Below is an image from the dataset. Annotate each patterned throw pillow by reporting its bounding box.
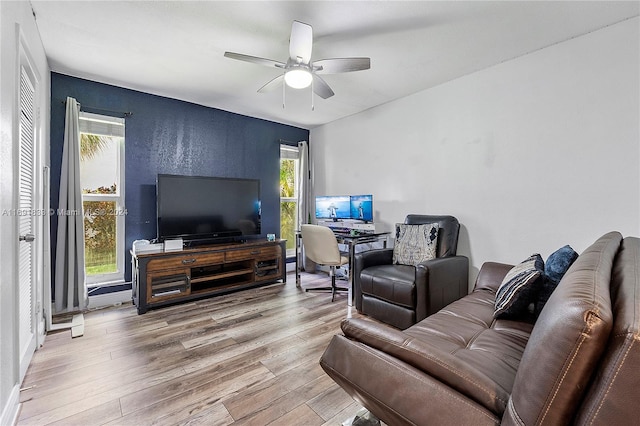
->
[392,223,439,266]
[494,253,544,319]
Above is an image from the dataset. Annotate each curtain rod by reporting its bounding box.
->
[278,138,299,144]
[61,100,132,118]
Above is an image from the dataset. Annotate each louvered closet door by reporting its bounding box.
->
[18,64,37,379]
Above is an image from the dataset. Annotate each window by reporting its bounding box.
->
[78,112,125,285]
[280,145,299,257]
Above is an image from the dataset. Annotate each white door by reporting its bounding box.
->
[17,63,38,380]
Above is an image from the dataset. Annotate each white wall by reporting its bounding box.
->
[310,18,639,284]
[0,1,50,423]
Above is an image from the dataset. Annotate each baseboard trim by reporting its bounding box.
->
[1,384,20,426]
[88,289,132,309]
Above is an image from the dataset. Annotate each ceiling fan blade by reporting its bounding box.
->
[224,52,285,68]
[314,58,371,74]
[312,74,334,99]
[258,74,284,93]
[289,21,313,65]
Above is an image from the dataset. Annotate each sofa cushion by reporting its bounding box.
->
[392,223,438,266]
[342,279,533,415]
[320,333,502,426]
[502,231,622,426]
[494,254,544,319]
[575,237,640,424]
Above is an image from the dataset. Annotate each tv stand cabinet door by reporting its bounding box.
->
[255,257,282,281]
[146,267,191,304]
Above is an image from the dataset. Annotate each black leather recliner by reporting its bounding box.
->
[354,215,469,329]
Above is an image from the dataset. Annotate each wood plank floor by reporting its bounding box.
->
[17,271,371,426]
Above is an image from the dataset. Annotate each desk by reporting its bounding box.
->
[295,230,390,306]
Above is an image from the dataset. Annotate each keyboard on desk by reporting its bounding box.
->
[331,229,373,237]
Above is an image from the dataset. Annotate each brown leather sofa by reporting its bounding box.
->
[320,232,640,425]
[354,215,469,329]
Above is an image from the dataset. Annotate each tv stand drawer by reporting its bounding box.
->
[226,245,280,262]
[147,252,225,272]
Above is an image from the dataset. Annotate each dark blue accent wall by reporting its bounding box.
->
[50,73,309,293]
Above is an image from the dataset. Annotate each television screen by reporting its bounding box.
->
[350,194,373,222]
[315,195,351,220]
[157,174,261,243]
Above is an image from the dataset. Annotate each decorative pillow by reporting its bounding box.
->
[545,245,579,284]
[535,245,579,316]
[392,223,439,266]
[494,254,544,319]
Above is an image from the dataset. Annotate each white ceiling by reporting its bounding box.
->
[31,1,639,129]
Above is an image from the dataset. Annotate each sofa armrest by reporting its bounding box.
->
[415,255,469,320]
[354,248,394,310]
[473,262,514,293]
[339,318,511,414]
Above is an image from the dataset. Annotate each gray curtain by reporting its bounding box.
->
[297,140,310,227]
[297,140,315,270]
[54,97,87,312]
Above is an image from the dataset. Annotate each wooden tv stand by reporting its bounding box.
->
[131,239,286,314]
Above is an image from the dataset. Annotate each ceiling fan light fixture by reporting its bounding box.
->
[284,68,312,89]
[225,20,370,102]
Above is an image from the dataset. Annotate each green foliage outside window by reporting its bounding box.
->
[280,159,296,251]
[81,134,118,275]
[81,134,109,160]
[83,185,117,274]
[83,203,117,274]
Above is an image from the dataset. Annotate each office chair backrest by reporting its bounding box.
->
[301,224,341,266]
[405,215,460,258]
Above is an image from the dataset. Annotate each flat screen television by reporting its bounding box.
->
[350,194,373,222]
[157,174,261,244]
[315,195,351,220]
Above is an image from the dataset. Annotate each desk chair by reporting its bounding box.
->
[300,224,349,302]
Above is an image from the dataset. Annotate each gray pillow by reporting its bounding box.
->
[392,223,439,266]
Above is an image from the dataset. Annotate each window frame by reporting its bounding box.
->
[280,145,300,258]
[79,112,126,286]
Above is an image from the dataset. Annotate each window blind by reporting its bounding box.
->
[280,145,299,160]
[79,111,125,137]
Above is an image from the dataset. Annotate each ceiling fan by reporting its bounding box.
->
[224,20,370,106]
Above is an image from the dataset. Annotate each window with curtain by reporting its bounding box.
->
[78,112,125,285]
[280,145,299,257]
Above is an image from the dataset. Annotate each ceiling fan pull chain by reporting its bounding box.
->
[311,79,315,111]
[282,76,286,109]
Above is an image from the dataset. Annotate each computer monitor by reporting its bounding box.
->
[350,194,373,222]
[315,195,351,221]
